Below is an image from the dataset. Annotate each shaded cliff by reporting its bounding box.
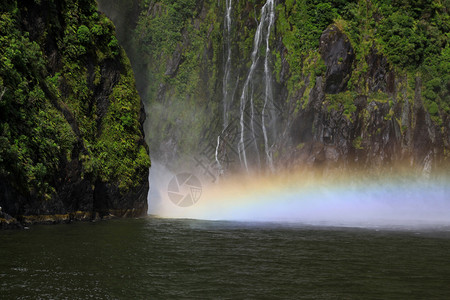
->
[0,0,150,228]
[98,0,449,175]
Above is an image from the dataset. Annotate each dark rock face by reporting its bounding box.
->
[285,22,449,173]
[0,210,22,230]
[291,28,425,170]
[93,180,149,218]
[0,182,24,229]
[366,46,394,94]
[319,25,355,94]
[288,65,445,173]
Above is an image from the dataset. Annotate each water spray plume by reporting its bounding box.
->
[149,165,450,229]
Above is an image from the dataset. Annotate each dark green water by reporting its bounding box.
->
[1,218,450,299]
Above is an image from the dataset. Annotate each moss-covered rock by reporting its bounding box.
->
[0,0,150,226]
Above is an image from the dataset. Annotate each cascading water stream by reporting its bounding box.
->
[262,0,275,172]
[250,86,262,169]
[215,0,233,175]
[223,0,233,128]
[215,0,276,173]
[238,0,275,172]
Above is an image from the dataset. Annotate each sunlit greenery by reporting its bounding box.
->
[0,0,149,200]
[276,0,448,128]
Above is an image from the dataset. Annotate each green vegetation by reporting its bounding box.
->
[0,0,149,200]
[352,136,364,150]
[130,0,223,161]
[98,0,448,165]
[276,0,449,126]
[327,91,357,121]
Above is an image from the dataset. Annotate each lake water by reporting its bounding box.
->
[1,217,450,299]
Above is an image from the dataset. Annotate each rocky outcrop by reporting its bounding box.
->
[0,209,22,230]
[319,25,355,94]
[366,46,395,94]
[0,0,150,228]
[288,27,446,172]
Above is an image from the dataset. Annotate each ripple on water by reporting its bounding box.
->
[0,218,450,298]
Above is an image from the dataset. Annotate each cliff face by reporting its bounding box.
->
[98,1,448,174]
[278,2,449,173]
[0,0,150,228]
[287,25,446,172]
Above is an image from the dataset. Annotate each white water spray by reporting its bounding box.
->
[152,172,450,229]
[147,162,175,214]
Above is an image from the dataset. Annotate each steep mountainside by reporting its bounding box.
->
[98,0,449,177]
[0,0,150,228]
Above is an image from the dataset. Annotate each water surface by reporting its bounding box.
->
[1,218,450,299]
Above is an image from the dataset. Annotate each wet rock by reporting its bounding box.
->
[164,43,183,77]
[0,210,22,230]
[325,146,340,162]
[93,180,149,219]
[366,46,392,94]
[319,25,355,94]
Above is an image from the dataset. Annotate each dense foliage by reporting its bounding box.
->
[0,0,149,200]
[277,0,449,124]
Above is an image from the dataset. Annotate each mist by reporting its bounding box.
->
[148,167,450,229]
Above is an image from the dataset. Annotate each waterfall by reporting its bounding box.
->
[238,0,275,171]
[262,0,275,172]
[223,0,233,128]
[215,0,233,176]
[249,86,262,169]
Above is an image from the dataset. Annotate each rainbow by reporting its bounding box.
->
[149,166,450,228]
